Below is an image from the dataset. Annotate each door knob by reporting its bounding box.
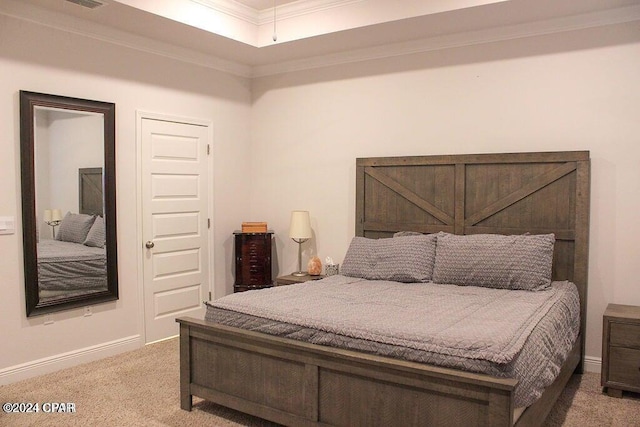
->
[145,241,155,249]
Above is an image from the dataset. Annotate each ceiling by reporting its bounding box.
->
[2,0,639,77]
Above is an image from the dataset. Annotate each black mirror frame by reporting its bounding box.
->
[20,91,118,317]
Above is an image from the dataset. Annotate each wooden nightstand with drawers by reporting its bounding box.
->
[233,231,273,293]
[601,303,640,398]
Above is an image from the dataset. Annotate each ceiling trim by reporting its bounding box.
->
[257,0,365,25]
[2,1,639,79]
[191,0,364,26]
[251,4,640,77]
[0,0,253,77]
[190,0,258,25]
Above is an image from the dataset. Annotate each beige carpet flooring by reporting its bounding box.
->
[1,338,638,426]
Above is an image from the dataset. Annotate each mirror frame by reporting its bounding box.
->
[20,91,118,316]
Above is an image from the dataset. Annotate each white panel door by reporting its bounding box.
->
[141,118,210,343]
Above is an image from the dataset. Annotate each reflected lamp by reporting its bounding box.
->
[44,208,62,238]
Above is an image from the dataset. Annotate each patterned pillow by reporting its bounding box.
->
[432,232,555,291]
[56,212,96,244]
[83,215,106,248]
[341,234,437,283]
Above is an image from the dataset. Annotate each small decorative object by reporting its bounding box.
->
[307,256,322,276]
[325,256,339,276]
[290,211,312,276]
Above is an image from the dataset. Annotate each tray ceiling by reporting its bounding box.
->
[2,0,639,77]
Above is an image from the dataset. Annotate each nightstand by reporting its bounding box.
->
[601,303,640,398]
[233,231,273,292]
[275,274,325,286]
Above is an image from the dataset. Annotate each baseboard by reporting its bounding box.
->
[584,355,602,374]
[0,335,142,385]
[145,333,179,345]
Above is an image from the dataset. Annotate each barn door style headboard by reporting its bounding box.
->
[356,151,590,369]
[79,167,104,216]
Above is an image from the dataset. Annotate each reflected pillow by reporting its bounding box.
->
[55,212,96,244]
[83,215,106,248]
[341,234,437,283]
[432,232,555,291]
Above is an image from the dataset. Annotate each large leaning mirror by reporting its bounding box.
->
[20,91,118,317]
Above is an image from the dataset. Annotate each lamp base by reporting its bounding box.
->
[292,271,308,277]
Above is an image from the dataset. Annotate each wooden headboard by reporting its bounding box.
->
[79,167,103,216]
[356,151,590,370]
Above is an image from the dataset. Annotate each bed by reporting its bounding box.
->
[38,239,107,299]
[37,212,107,301]
[177,151,590,426]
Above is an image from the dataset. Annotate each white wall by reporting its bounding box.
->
[48,113,103,218]
[0,14,252,382]
[36,111,103,237]
[34,116,52,240]
[250,21,640,366]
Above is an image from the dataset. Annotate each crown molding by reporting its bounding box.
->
[0,0,253,77]
[190,0,364,26]
[251,4,640,77]
[190,0,259,25]
[2,0,638,79]
[257,0,365,25]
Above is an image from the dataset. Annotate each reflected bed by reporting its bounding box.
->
[37,239,106,300]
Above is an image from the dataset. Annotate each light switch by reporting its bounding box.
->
[0,216,15,235]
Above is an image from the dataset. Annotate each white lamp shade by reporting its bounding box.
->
[43,209,52,222]
[51,209,63,221]
[289,211,312,239]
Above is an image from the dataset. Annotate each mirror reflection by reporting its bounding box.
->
[20,91,118,316]
[35,106,107,302]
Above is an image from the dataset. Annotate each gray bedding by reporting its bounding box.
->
[206,275,579,407]
[37,239,107,292]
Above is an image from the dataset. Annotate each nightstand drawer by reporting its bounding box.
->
[608,346,640,388]
[610,323,640,348]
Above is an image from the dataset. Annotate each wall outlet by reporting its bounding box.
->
[84,306,92,317]
[0,216,15,235]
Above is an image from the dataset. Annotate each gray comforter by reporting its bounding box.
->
[207,275,579,407]
[37,239,107,291]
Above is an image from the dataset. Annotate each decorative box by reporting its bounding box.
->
[241,222,267,233]
[325,264,339,276]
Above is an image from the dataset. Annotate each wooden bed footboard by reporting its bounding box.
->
[180,316,572,427]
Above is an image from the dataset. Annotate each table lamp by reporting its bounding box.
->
[289,210,312,276]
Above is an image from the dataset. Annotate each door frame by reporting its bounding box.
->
[135,110,214,344]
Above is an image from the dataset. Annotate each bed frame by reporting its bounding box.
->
[177,151,590,426]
